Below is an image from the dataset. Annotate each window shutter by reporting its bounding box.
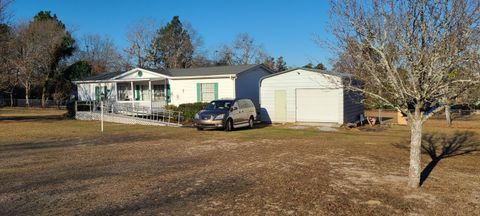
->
[214,83,218,100]
[104,86,108,98]
[95,86,100,102]
[196,83,202,102]
[166,84,171,103]
[135,85,140,101]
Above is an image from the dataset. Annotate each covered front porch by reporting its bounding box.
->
[112,78,170,114]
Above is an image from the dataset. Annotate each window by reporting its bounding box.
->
[204,100,233,110]
[198,83,218,102]
[117,83,131,101]
[153,85,165,101]
[135,84,150,101]
[238,100,248,109]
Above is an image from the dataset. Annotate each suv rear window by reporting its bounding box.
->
[238,99,253,109]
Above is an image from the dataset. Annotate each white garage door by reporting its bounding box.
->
[296,88,341,123]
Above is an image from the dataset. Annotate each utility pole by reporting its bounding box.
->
[100,92,105,132]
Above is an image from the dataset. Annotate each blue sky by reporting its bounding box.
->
[11,0,333,67]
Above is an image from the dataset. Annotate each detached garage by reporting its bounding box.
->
[259,68,364,125]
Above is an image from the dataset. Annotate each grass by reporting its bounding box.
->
[0,107,479,215]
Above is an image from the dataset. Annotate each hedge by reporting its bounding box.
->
[166,102,209,121]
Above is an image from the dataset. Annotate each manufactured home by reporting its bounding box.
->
[74,64,273,112]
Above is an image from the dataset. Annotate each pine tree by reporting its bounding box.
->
[315,63,326,70]
[275,56,287,72]
[148,16,193,69]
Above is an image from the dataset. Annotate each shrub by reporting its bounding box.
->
[164,104,178,111]
[177,102,209,121]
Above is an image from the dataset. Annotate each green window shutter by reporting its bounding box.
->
[166,84,171,103]
[214,83,219,100]
[104,86,108,98]
[135,85,140,101]
[196,83,202,102]
[95,86,100,102]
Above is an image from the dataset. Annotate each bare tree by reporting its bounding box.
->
[233,32,258,64]
[214,44,236,65]
[215,33,268,65]
[0,24,17,106]
[330,0,480,187]
[124,18,157,68]
[78,33,125,74]
[0,0,13,24]
[10,20,66,107]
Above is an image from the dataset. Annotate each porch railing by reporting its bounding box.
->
[75,100,183,126]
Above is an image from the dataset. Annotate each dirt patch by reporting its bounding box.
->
[0,108,479,215]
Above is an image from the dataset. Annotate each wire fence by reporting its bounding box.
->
[364,108,479,125]
[0,98,69,108]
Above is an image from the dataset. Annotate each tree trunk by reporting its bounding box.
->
[9,92,13,107]
[25,83,30,108]
[408,117,423,188]
[41,85,47,108]
[445,104,452,127]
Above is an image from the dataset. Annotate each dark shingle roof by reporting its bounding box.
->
[143,64,265,77]
[80,71,124,81]
[78,64,271,81]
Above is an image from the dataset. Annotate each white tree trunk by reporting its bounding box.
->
[25,83,30,108]
[445,105,452,127]
[408,118,423,188]
[9,92,13,107]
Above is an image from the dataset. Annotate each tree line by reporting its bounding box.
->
[0,4,328,107]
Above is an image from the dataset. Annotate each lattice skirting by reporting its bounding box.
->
[75,112,181,127]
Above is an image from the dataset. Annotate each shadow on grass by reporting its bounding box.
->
[394,131,479,186]
[0,115,65,122]
[420,131,479,185]
[0,134,158,154]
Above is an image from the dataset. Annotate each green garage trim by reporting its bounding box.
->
[214,83,218,100]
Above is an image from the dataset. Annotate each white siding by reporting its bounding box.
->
[116,69,166,80]
[169,77,235,106]
[260,69,344,123]
[235,67,272,110]
[77,83,116,102]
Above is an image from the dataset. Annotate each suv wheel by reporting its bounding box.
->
[225,119,233,132]
[196,127,203,131]
[248,116,254,129]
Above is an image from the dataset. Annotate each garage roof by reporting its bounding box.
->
[260,68,351,81]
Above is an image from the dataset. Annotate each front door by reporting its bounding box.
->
[135,85,141,101]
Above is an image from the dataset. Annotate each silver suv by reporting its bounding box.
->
[194,99,257,131]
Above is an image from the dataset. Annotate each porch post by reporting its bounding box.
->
[130,81,134,110]
[114,82,118,101]
[164,79,167,106]
[149,80,152,113]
